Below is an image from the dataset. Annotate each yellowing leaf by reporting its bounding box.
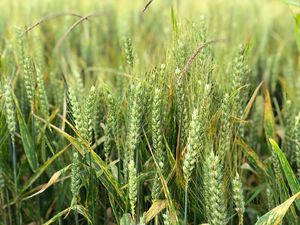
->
[243,81,263,119]
[264,89,276,140]
[23,165,70,200]
[145,200,167,223]
[255,191,300,225]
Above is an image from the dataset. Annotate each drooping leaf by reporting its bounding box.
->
[72,205,93,224]
[19,144,70,197]
[44,205,92,225]
[237,139,268,177]
[43,207,70,225]
[145,200,167,223]
[23,165,70,200]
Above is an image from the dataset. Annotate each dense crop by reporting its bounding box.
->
[0,0,300,224]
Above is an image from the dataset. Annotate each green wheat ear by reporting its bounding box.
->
[36,65,49,117]
[128,159,137,220]
[69,87,89,146]
[69,88,81,126]
[4,83,16,142]
[93,86,106,142]
[232,172,245,225]
[151,87,164,167]
[219,93,232,160]
[124,36,134,69]
[150,88,167,202]
[182,107,200,182]
[71,62,84,98]
[176,67,189,148]
[163,209,171,225]
[84,85,96,143]
[203,150,227,225]
[17,28,35,107]
[151,173,160,200]
[23,57,35,106]
[69,88,82,209]
[198,15,212,74]
[70,148,81,204]
[183,83,211,183]
[125,82,142,179]
[266,185,275,210]
[231,45,249,139]
[104,92,118,162]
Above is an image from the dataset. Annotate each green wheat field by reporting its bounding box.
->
[0,0,300,224]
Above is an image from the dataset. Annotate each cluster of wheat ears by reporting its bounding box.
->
[0,0,300,224]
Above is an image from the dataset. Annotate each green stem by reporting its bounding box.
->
[89,152,95,225]
[6,188,12,225]
[11,141,20,225]
[74,201,79,225]
[135,143,139,224]
[104,190,107,224]
[12,141,17,196]
[155,215,158,225]
[184,182,188,225]
[75,211,78,225]
[32,113,41,224]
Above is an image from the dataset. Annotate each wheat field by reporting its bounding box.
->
[0,0,300,224]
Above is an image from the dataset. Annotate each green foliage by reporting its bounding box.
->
[0,0,299,224]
